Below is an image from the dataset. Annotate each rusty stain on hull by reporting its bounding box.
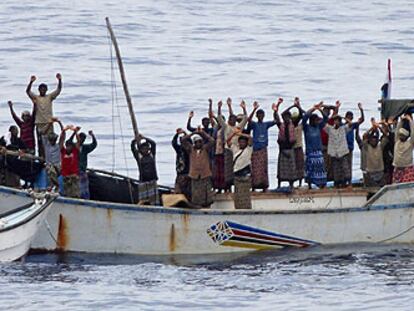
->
[169,224,176,252]
[182,213,190,237]
[106,208,113,224]
[56,214,69,251]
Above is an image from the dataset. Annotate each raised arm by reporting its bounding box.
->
[247,101,259,123]
[8,101,22,126]
[272,98,283,126]
[198,127,215,150]
[74,129,81,150]
[355,124,363,148]
[217,101,226,128]
[145,136,157,156]
[130,138,140,162]
[49,73,62,100]
[26,75,36,101]
[227,97,234,117]
[59,128,67,149]
[357,102,365,125]
[186,111,196,132]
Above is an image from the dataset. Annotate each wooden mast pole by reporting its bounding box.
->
[105,17,139,140]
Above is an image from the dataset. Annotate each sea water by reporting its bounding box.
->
[0,0,414,309]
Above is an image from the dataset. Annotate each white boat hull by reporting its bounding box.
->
[0,194,54,262]
[0,184,413,256]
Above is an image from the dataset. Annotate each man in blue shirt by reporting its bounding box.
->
[247,99,280,191]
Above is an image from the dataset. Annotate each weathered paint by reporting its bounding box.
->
[56,214,69,251]
[181,213,190,237]
[1,184,414,256]
[169,224,176,252]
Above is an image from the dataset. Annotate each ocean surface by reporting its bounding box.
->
[1,0,414,309]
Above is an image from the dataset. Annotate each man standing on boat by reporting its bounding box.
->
[59,125,81,198]
[69,130,97,199]
[303,102,329,189]
[8,100,36,154]
[227,129,253,209]
[217,98,248,191]
[392,115,414,183]
[247,99,279,192]
[26,73,62,157]
[131,134,159,205]
[182,128,215,208]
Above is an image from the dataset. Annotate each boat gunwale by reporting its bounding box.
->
[0,197,55,233]
[1,185,413,216]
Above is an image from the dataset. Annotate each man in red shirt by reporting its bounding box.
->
[8,100,36,154]
[59,125,80,198]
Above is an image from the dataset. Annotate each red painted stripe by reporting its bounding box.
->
[232,229,310,247]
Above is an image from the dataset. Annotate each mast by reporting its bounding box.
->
[105,17,139,140]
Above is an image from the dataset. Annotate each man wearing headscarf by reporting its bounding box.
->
[392,115,414,183]
[182,128,215,207]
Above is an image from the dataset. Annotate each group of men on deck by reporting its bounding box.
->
[0,74,97,199]
[134,97,414,209]
[2,75,414,209]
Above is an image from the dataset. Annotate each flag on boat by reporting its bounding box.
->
[381,59,392,100]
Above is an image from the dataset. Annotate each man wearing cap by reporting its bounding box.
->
[392,115,414,183]
[8,100,36,154]
[182,128,215,208]
[26,73,62,156]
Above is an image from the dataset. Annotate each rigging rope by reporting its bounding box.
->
[107,29,131,177]
[107,28,135,203]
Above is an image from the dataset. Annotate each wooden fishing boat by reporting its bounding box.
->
[0,179,413,256]
[0,192,56,262]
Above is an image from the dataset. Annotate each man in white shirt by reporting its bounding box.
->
[227,129,253,209]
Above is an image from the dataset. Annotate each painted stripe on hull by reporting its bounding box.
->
[231,229,310,248]
[207,221,320,250]
[227,221,318,245]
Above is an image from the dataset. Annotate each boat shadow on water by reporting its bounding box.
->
[25,242,414,268]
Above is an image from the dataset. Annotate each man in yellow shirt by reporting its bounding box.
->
[26,73,62,156]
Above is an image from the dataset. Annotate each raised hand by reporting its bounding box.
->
[314,101,324,109]
[358,102,363,110]
[7,100,12,108]
[240,100,246,109]
[188,111,194,118]
[56,73,62,80]
[277,97,283,105]
[294,97,300,106]
[88,130,94,136]
[30,75,36,82]
[208,98,213,105]
[253,101,259,109]
[226,97,232,106]
[74,126,81,132]
[335,100,341,108]
[218,100,223,108]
